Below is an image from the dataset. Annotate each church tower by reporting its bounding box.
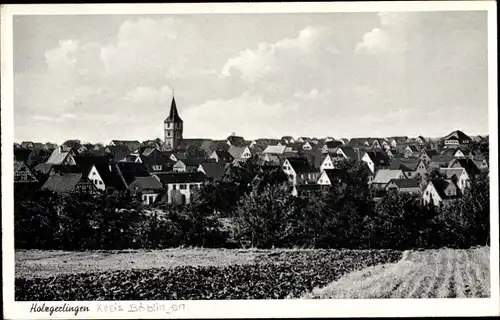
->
[164,93,183,150]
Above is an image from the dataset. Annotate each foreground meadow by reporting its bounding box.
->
[15,249,401,300]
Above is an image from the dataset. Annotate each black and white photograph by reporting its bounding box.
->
[2,2,498,319]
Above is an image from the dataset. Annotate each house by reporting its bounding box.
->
[416,136,427,145]
[226,135,247,147]
[20,141,35,149]
[422,179,460,207]
[209,150,235,164]
[443,130,472,148]
[419,149,439,163]
[319,153,343,172]
[45,147,77,166]
[317,168,348,188]
[388,136,408,148]
[367,138,383,149]
[228,146,252,163]
[173,158,215,173]
[262,145,287,155]
[105,145,131,162]
[404,145,420,158]
[472,155,489,171]
[370,169,406,197]
[110,140,142,151]
[448,158,481,179]
[281,136,295,144]
[14,160,38,183]
[362,150,391,175]
[428,155,455,171]
[301,141,313,150]
[335,146,359,161]
[296,137,311,143]
[321,140,343,153]
[256,153,281,166]
[114,162,162,204]
[154,171,206,205]
[340,138,350,145]
[441,148,467,158]
[385,179,422,195]
[41,173,99,195]
[439,167,471,193]
[14,160,39,199]
[389,158,428,180]
[282,157,317,186]
[14,148,51,168]
[348,138,370,148]
[129,176,164,205]
[198,162,226,180]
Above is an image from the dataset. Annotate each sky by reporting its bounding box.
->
[13,11,489,144]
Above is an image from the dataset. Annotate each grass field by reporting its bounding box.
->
[15,248,274,279]
[302,246,490,299]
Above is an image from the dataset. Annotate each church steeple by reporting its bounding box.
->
[163,91,183,150]
[165,93,183,123]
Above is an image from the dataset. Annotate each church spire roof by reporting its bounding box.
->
[165,94,183,123]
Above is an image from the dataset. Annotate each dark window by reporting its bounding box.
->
[180,184,187,190]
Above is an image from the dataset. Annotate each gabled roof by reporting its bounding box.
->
[262,145,287,154]
[406,145,420,152]
[423,149,439,157]
[41,173,85,193]
[338,146,358,159]
[430,178,459,199]
[130,176,164,191]
[389,136,409,143]
[155,171,206,184]
[389,158,421,171]
[388,178,420,189]
[177,158,215,167]
[286,157,315,174]
[111,140,142,151]
[211,150,234,163]
[325,140,343,148]
[20,141,35,148]
[115,162,151,185]
[372,169,405,184]
[227,135,247,147]
[439,168,466,180]
[14,149,33,164]
[430,155,455,163]
[164,96,183,123]
[228,146,249,159]
[199,162,226,179]
[364,150,391,166]
[448,158,481,176]
[322,168,348,182]
[45,148,72,165]
[444,130,471,142]
[178,139,212,150]
[105,145,131,161]
[62,140,82,150]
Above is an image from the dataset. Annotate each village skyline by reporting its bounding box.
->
[14,11,488,143]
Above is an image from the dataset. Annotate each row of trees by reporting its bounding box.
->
[14,159,490,250]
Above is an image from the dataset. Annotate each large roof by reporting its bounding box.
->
[164,96,183,123]
[388,178,420,189]
[199,162,226,179]
[286,157,316,174]
[444,130,471,142]
[372,169,405,184]
[115,162,150,185]
[263,145,287,154]
[430,178,458,199]
[41,173,84,193]
[439,168,466,180]
[389,158,421,171]
[155,171,206,184]
[45,148,71,165]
